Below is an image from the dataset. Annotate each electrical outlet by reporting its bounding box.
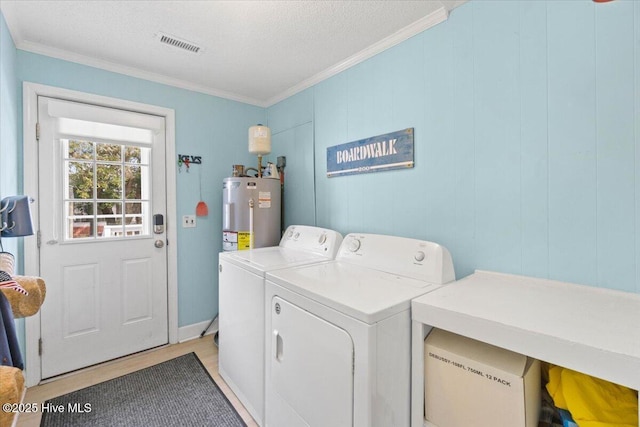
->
[182,215,196,228]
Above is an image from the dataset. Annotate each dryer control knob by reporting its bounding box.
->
[294,232,300,239]
[414,251,426,262]
[318,233,327,245]
[348,239,361,252]
[287,230,294,238]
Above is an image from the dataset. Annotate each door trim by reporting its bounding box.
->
[22,82,178,387]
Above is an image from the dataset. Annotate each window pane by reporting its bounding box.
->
[125,202,146,236]
[68,217,94,239]
[125,146,141,163]
[96,164,122,199]
[67,140,93,160]
[67,201,94,216]
[97,202,123,238]
[97,202,122,224]
[125,202,143,215]
[67,161,94,199]
[97,202,122,217]
[96,143,122,162]
[124,165,143,200]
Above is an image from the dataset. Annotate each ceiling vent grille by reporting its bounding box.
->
[158,33,201,53]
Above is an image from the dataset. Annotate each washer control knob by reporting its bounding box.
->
[294,232,300,239]
[348,238,361,252]
[414,251,426,262]
[287,230,294,238]
[318,233,327,245]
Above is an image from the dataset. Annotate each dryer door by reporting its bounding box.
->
[268,296,354,427]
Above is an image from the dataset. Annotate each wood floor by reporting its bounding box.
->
[16,336,258,427]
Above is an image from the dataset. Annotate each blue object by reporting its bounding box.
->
[1,196,34,238]
[558,409,578,427]
[0,291,23,369]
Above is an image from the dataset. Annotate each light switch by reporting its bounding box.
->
[182,215,196,228]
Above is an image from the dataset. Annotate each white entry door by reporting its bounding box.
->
[37,96,168,378]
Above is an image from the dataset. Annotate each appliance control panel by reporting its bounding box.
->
[337,233,455,284]
[280,225,343,258]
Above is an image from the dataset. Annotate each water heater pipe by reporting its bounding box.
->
[248,198,255,249]
[277,156,286,234]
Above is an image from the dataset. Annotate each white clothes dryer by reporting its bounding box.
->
[264,233,455,427]
[218,225,343,426]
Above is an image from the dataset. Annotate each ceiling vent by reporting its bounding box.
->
[158,32,201,54]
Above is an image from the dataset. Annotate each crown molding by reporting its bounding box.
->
[15,40,267,107]
[264,6,449,107]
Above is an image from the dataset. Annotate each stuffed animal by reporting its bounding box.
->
[0,252,46,427]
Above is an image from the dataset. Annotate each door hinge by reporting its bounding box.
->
[37,230,42,249]
[36,122,40,141]
[38,338,43,356]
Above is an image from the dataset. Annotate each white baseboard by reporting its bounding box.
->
[178,317,218,343]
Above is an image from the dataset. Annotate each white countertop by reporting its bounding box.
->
[412,270,640,390]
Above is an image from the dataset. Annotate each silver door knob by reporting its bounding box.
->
[154,239,165,248]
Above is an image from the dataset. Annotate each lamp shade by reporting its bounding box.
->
[1,196,34,238]
[248,124,271,155]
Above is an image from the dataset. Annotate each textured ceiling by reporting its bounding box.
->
[1,0,467,106]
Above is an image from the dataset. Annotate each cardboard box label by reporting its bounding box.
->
[427,351,517,387]
[424,329,540,427]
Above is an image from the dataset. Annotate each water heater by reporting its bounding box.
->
[222,177,281,251]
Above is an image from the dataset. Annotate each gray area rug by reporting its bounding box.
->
[40,352,246,427]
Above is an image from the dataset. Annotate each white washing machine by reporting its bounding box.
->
[264,233,455,427]
[218,225,343,426]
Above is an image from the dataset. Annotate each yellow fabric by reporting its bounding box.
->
[546,366,638,427]
[546,365,569,410]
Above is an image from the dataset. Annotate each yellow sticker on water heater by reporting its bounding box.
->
[238,232,252,250]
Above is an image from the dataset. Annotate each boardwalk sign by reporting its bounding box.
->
[326,128,414,177]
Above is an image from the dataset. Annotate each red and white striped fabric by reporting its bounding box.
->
[0,270,28,296]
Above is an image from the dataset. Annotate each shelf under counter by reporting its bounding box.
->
[411,270,640,427]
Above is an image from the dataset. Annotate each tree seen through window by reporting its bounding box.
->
[65,139,148,238]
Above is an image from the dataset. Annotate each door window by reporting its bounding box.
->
[63,139,151,240]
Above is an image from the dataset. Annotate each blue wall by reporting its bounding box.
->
[266,88,316,227]
[10,49,265,328]
[2,0,639,340]
[268,0,640,294]
[0,10,26,355]
[1,11,19,251]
